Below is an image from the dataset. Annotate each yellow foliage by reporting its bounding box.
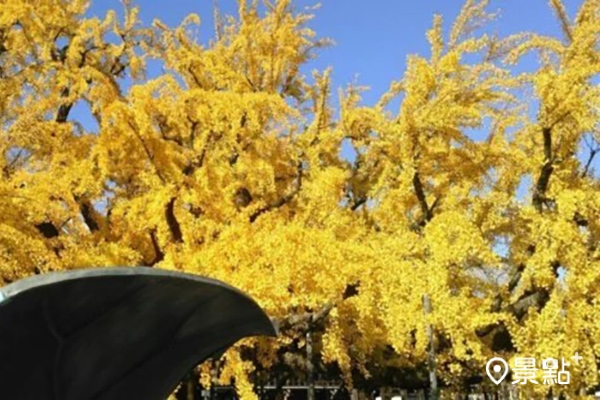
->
[0,0,599,398]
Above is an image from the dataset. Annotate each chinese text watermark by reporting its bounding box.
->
[486,353,583,386]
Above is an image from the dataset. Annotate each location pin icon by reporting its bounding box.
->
[486,357,509,385]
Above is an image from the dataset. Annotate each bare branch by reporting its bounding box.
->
[549,0,573,43]
[212,0,224,41]
[582,149,598,178]
[581,135,599,178]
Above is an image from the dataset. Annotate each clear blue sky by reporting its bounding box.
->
[87,0,583,106]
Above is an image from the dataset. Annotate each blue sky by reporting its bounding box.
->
[87,0,583,106]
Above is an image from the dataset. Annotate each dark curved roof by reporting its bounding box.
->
[0,267,277,400]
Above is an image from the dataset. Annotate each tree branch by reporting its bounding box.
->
[249,161,303,223]
[35,222,60,238]
[78,199,100,232]
[149,229,164,266]
[412,171,432,223]
[165,197,183,243]
[128,120,166,183]
[275,301,335,334]
[56,87,73,123]
[582,148,597,178]
[532,127,554,211]
[350,197,367,211]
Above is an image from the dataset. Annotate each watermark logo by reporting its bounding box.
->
[486,357,509,385]
[486,353,583,386]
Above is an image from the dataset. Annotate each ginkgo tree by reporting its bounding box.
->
[0,0,599,398]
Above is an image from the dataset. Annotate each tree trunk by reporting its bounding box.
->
[307,330,315,400]
[175,367,199,400]
[187,374,195,400]
[210,360,219,400]
[423,295,438,400]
